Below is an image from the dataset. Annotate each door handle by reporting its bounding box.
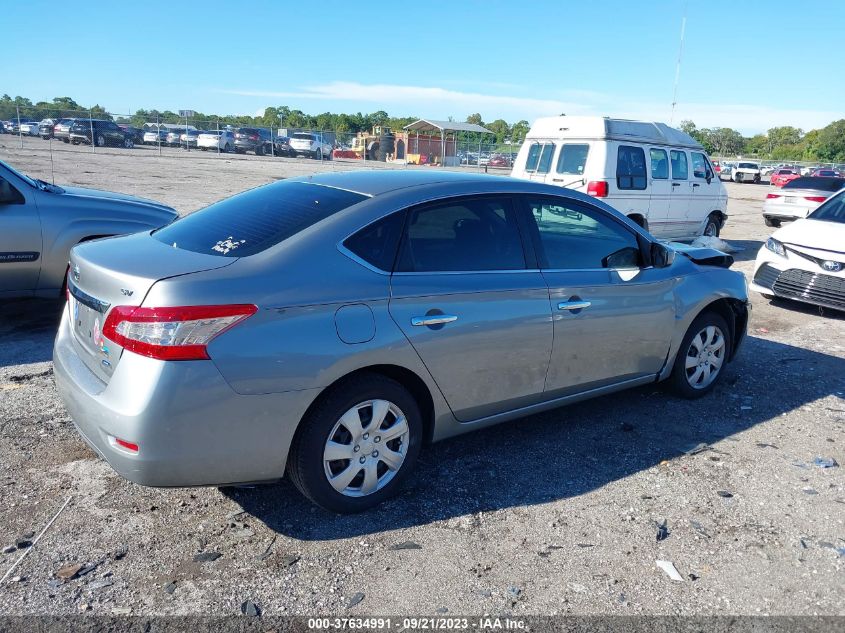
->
[411,315,458,327]
[692,183,700,188]
[557,301,592,311]
[672,182,681,187]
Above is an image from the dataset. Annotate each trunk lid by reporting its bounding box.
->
[67,232,236,383]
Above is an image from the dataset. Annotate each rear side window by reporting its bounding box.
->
[396,197,525,272]
[524,142,555,173]
[556,144,589,175]
[784,177,845,192]
[152,181,367,257]
[616,146,647,190]
[650,149,668,179]
[670,150,688,180]
[343,212,405,272]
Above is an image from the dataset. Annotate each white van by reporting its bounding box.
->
[510,116,728,239]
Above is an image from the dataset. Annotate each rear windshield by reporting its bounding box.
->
[238,128,258,135]
[738,162,759,169]
[783,176,845,192]
[293,133,315,140]
[152,181,368,257]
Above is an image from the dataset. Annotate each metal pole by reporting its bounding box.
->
[16,106,22,149]
[157,114,162,157]
[217,118,220,155]
[185,112,189,151]
[90,110,95,154]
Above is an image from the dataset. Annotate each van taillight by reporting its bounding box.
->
[587,181,608,197]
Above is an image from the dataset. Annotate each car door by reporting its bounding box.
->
[521,195,675,397]
[688,151,716,231]
[666,149,691,238]
[107,122,121,145]
[523,141,556,183]
[646,148,671,237]
[388,195,553,421]
[0,172,42,294]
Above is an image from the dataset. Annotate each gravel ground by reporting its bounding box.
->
[0,137,843,617]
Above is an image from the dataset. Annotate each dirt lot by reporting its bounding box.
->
[0,137,843,617]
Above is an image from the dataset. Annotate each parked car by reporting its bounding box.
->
[118,125,145,145]
[142,125,168,144]
[19,121,40,136]
[0,121,11,133]
[69,119,134,148]
[197,130,234,152]
[39,119,56,139]
[234,128,275,155]
[729,162,761,183]
[0,159,176,299]
[53,119,77,143]
[751,188,845,311]
[273,135,295,157]
[180,129,202,148]
[762,176,845,226]
[289,132,333,159]
[53,170,748,512]
[511,116,728,239]
[770,168,801,187]
[166,128,186,147]
[812,168,843,178]
[488,154,511,168]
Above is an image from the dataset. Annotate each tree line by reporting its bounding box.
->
[3,95,844,161]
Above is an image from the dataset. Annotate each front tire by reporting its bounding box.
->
[703,214,720,237]
[287,373,423,513]
[96,134,106,147]
[764,217,781,228]
[667,311,731,399]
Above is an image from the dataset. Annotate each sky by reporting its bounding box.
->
[3,0,843,135]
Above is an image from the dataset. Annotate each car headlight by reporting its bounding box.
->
[765,237,786,257]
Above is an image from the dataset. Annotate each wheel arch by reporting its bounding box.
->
[693,297,748,362]
[296,364,437,446]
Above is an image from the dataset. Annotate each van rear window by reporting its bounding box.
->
[524,142,555,173]
[152,181,367,257]
[556,144,589,175]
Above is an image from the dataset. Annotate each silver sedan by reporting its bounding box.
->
[54,171,748,512]
[0,160,177,299]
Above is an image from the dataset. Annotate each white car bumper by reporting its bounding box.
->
[751,244,845,311]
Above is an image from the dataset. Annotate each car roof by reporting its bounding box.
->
[288,170,519,197]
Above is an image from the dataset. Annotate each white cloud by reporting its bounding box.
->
[221,81,840,134]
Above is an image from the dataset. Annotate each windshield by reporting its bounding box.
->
[0,159,37,188]
[808,191,845,224]
[738,162,759,169]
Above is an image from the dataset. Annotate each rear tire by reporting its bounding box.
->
[667,311,731,399]
[287,373,423,513]
[96,134,106,147]
[764,217,781,228]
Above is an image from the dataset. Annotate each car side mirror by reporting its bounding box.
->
[651,242,676,268]
[706,174,712,185]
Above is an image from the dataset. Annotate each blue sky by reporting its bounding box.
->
[4,0,843,134]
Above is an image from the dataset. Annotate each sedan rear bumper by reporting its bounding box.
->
[53,305,321,487]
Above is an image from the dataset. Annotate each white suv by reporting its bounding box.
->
[289,132,332,159]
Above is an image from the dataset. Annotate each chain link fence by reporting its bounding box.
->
[0,106,521,175]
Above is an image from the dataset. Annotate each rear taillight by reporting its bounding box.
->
[249,135,259,141]
[766,193,781,199]
[587,181,608,197]
[804,196,826,202]
[102,304,257,361]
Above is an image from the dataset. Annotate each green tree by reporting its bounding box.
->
[466,113,484,126]
[815,120,845,162]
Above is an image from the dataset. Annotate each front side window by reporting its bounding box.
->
[617,145,647,190]
[691,152,712,179]
[0,176,25,205]
[670,150,689,180]
[525,197,642,269]
[650,148,668,179]
[556,144,589,175]
[396,197,525,272]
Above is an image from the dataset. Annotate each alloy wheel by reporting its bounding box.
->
[322,399,409,497]
[684,325,726,389]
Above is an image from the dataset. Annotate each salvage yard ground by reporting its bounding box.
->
[0,137,843,616]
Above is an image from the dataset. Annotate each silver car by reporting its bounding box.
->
[0,160,177,299]
[54,171,748,513]
[763,176,845,227]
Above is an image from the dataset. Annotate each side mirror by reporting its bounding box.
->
[651,242,676,268]
[706,174,712,185]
